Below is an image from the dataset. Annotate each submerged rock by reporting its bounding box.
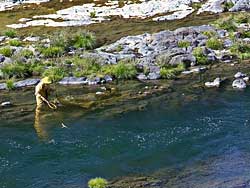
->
[205,77,221,88]
[1,101,12,107]
[232,79,247,89]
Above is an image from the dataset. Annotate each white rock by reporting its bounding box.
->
[234,72,246,79]
[1,101,12,107]
[205,77,221,88]
[232,79,247,89]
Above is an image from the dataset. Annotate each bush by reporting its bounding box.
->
[193,47,209,65]
[88,178,108,188]
[233,13,250,24]
[20,49,34,58]
[202,31,217,38]
[223,0,234,11]
[0,62,31,79]
[102,60,137,79]
[90,11,96,18]
[240,30,250,38]
[42,67,67,82]
[41,46,64,58]
[214,16,237,31]
[49,30,71,49]
[4,30,17,38]
[160,63,185,79]
[70,31,96,49]
[206,38,223,50]
[0,47,12,57]
[6,79,15,90]
[178,40,190,49]
[230,43,250,60]
[72,56,102,77]
[9,39,22,47]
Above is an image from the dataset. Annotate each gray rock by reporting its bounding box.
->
[169,54,195,66]
[148,72,160,80]
[59,77,87,85]
[1,101,12,107]
[87,77,101,85]
[0,36,6,43]
[0,55,5,63]
[230,0,250,11]
[232,79,247,89]
[234,72,246,79]
[23,36,40,42]
[0,83,6,90]
[14,79,40,88]
[224,39,233,48]
[205,77,221,88]
[104,75,113,82]
[137,73,148,80]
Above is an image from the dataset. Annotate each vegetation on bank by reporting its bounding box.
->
[0,12,249,86]
[88,178,108,188]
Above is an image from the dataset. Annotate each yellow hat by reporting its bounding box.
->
[41,77,52,84]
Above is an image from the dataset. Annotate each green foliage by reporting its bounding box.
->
[233,13,250,24]
[177,40,191,49]
[213,16,237,31]
[102,60,137,80]
[6,79,15,90]
[49,30,71,49]
[72,56,102,77]
[0,62,31,79]
[90,11,96,18]
[41,46,64,58]
[9,39,22,47]
[192,2,202,9]
[193,47,209,65]
[202,31,217,38]
[88,178,108,188]
[20,49,34,58]
[155,54,171,68]
[240,30,250,38]
[223,0,234,11]
[42,67,67,82]
[160,64,185,79]
[230,43,250,60]
[4,30,17,38]
[0,47,12,57]
[206,38,223,50]
[71,31,96,49]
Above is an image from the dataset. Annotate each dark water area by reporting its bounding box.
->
[1,87,250,188]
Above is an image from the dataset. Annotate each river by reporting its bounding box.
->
[1,82,250,188]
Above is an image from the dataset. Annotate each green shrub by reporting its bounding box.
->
[90,11,96,18]
[20,49,34,58]
[240,30,250,38]
[230,43,250,60]
[234,13,250,24]
[49,30,71,49]
[0,47,12,57]
[41,46,64,58]
[42,67,67,82]
[213,16,237,31]
[0,62,31,79]
[72,56,102,77]
[4,30,17,38]
[88,178,108,188]
[178,40,191,49]
[6,79,15,90]
[202,31,217,38]
[9,39,22,47]
[71,31,96,49]
[193,47,209,65]
[223,0,234,11]
[160,63,185,79]
[102,60,137,79]
[206,38,223,50]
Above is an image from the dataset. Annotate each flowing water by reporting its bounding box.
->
[1,84,250,188]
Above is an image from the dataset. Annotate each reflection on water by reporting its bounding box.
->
[1,86,250,188]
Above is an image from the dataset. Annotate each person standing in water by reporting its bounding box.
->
[34,77,56,139]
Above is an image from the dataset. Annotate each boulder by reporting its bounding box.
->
[14,79,40,88]
[104,75,113,82]
[169,54,196,66]
[147,72,161,80]
[205,77,221,88]
[234,72,246,79]
[59,77,87,85]
[0,83,6,90]
[87,77,101,85]
[1,101,12,107]
[229,0,250,11]
[232,79,247,89]
[137,73,148,80]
